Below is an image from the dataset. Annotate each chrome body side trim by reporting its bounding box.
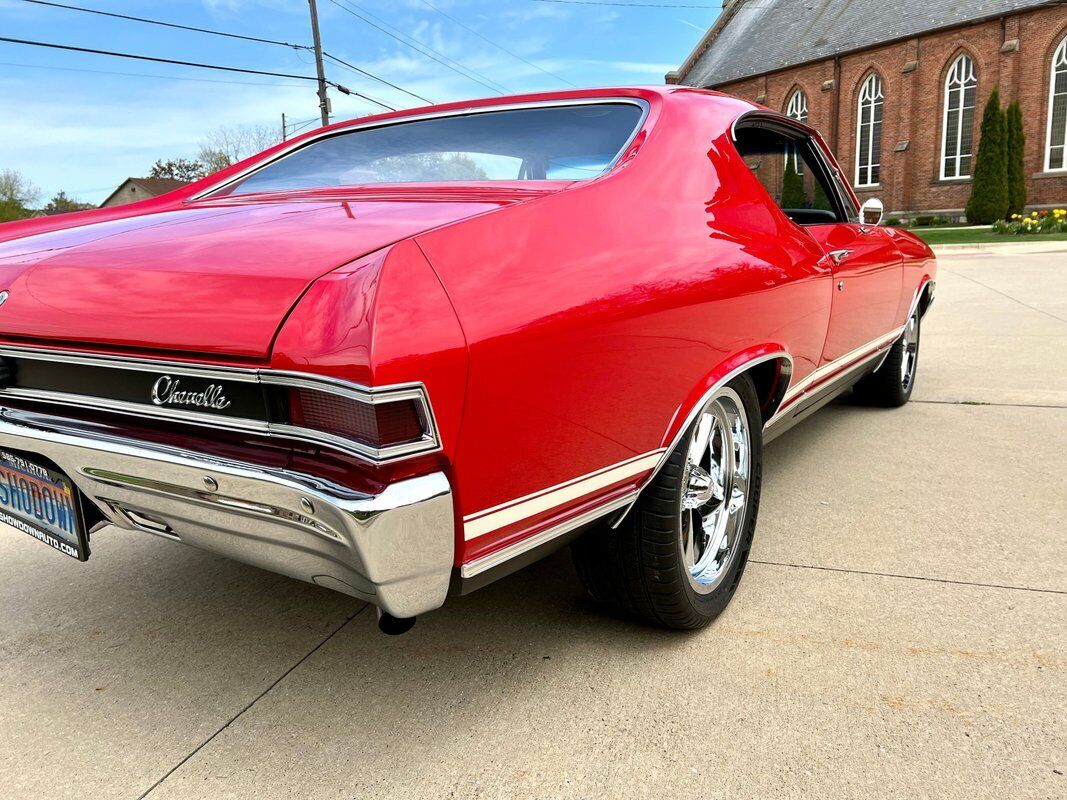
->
[763,347,888,442]
[461,491,637,579]
[779,329,900,406]
[462,451,663,541]
[0,344,440,464]
[0,407,454,617]
[194,97,652,201]
[456,283,937,580]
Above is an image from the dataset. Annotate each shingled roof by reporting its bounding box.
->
[673,0,1058,88]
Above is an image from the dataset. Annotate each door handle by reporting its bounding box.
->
[828,249,851,265]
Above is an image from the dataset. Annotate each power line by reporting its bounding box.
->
[0,36,329,80]
[322,51,434,104]
[18,1,406,114]
[416,0,576,88]
[330,0,508,94]
[16,0,312,50]
[0,60,310,88]
[529,0,719,7]
[327,0,510,95]
[0,36,397,112]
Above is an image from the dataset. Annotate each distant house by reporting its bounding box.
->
[99,177,191,208]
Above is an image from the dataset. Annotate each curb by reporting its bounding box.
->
[930,241,1067,255]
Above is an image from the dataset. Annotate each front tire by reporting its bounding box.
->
[852,309,920,407]
[572,375,763,629]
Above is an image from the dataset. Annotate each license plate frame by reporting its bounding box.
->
[0,448,90,561]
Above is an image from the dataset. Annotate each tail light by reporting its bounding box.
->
[287,388,425,448]
[264,378,438,462]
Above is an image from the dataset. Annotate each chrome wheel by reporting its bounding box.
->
[680,387,750,594]
[900,311,919,391]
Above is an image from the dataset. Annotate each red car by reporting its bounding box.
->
[0,87,934,632]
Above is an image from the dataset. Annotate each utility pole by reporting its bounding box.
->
[281,112,287,142]
[307,0,330,127]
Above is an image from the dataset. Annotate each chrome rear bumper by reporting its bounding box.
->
[0,408,454,618]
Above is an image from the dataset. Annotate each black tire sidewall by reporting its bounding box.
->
[647,374,764,621]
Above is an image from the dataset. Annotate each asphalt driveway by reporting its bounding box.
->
[1,249,1064,799]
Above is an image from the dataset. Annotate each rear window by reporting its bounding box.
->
[214,102,645,196]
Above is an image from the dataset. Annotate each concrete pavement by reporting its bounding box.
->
[0,250,1064,799]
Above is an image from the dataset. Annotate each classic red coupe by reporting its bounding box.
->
[0,87,934,632]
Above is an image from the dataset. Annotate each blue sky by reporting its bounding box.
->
[0,0,720,204]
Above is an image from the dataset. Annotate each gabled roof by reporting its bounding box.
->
[673,0,1057,88]
[99,177,190,207]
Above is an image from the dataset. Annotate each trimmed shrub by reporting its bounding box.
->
[812,177,833,211]
[966,89,1008,224]
[781,159,806,209]
[1005,101,1027,218]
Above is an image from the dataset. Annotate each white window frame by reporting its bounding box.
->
[855,73,884,187]
[786,88,809,123]
[785,89,809,173]
[940,53,977,179]
[1045,37,1067,172]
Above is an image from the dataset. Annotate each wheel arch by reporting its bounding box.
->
[610,347,791,530]
[917,278,936,318]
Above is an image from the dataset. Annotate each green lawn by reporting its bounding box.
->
[910,226,1067,245]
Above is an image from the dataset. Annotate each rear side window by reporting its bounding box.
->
[214,103,645,196]
[734,124,849,225]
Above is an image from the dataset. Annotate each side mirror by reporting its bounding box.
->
[859,197,884,226]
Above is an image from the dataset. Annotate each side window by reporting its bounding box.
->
[734,125,847,225]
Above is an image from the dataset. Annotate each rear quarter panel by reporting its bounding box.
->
[415,90,835,564]
[885,227,938,322]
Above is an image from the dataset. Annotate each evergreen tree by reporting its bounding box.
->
[1005,101,1027,218]
[148,158,206,182]
[812,179,833,211]
[965,88,1008,224]
[781,158,806,209]
[43,191,94,214]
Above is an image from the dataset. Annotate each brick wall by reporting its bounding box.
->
[710,6,1067,218]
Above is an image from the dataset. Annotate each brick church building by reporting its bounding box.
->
[667,0,1067,220]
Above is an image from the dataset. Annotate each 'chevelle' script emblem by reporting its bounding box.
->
[151,375,232,411]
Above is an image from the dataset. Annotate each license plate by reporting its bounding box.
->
[0,449,88,561]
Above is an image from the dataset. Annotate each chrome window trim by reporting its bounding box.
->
[0,344,440,464]
[730,111,858,221]
[192,97,651,201]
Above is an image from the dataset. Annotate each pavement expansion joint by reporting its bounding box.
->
[749,560,1067,596]
[135,603,369,799]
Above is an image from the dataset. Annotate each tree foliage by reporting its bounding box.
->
[1005,101,1027,218]
[781,158,807,209]
[372,153,489,182]
[197,124,279,175]
[43,191,94,215]
[0,169,41,223]
[966,88,1009,224]
[149,158,206,182]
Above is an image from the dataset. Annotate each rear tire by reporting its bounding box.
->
[852,309,920,408]
[572,374,763,629]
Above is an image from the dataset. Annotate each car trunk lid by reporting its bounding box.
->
[0,191,532,360]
